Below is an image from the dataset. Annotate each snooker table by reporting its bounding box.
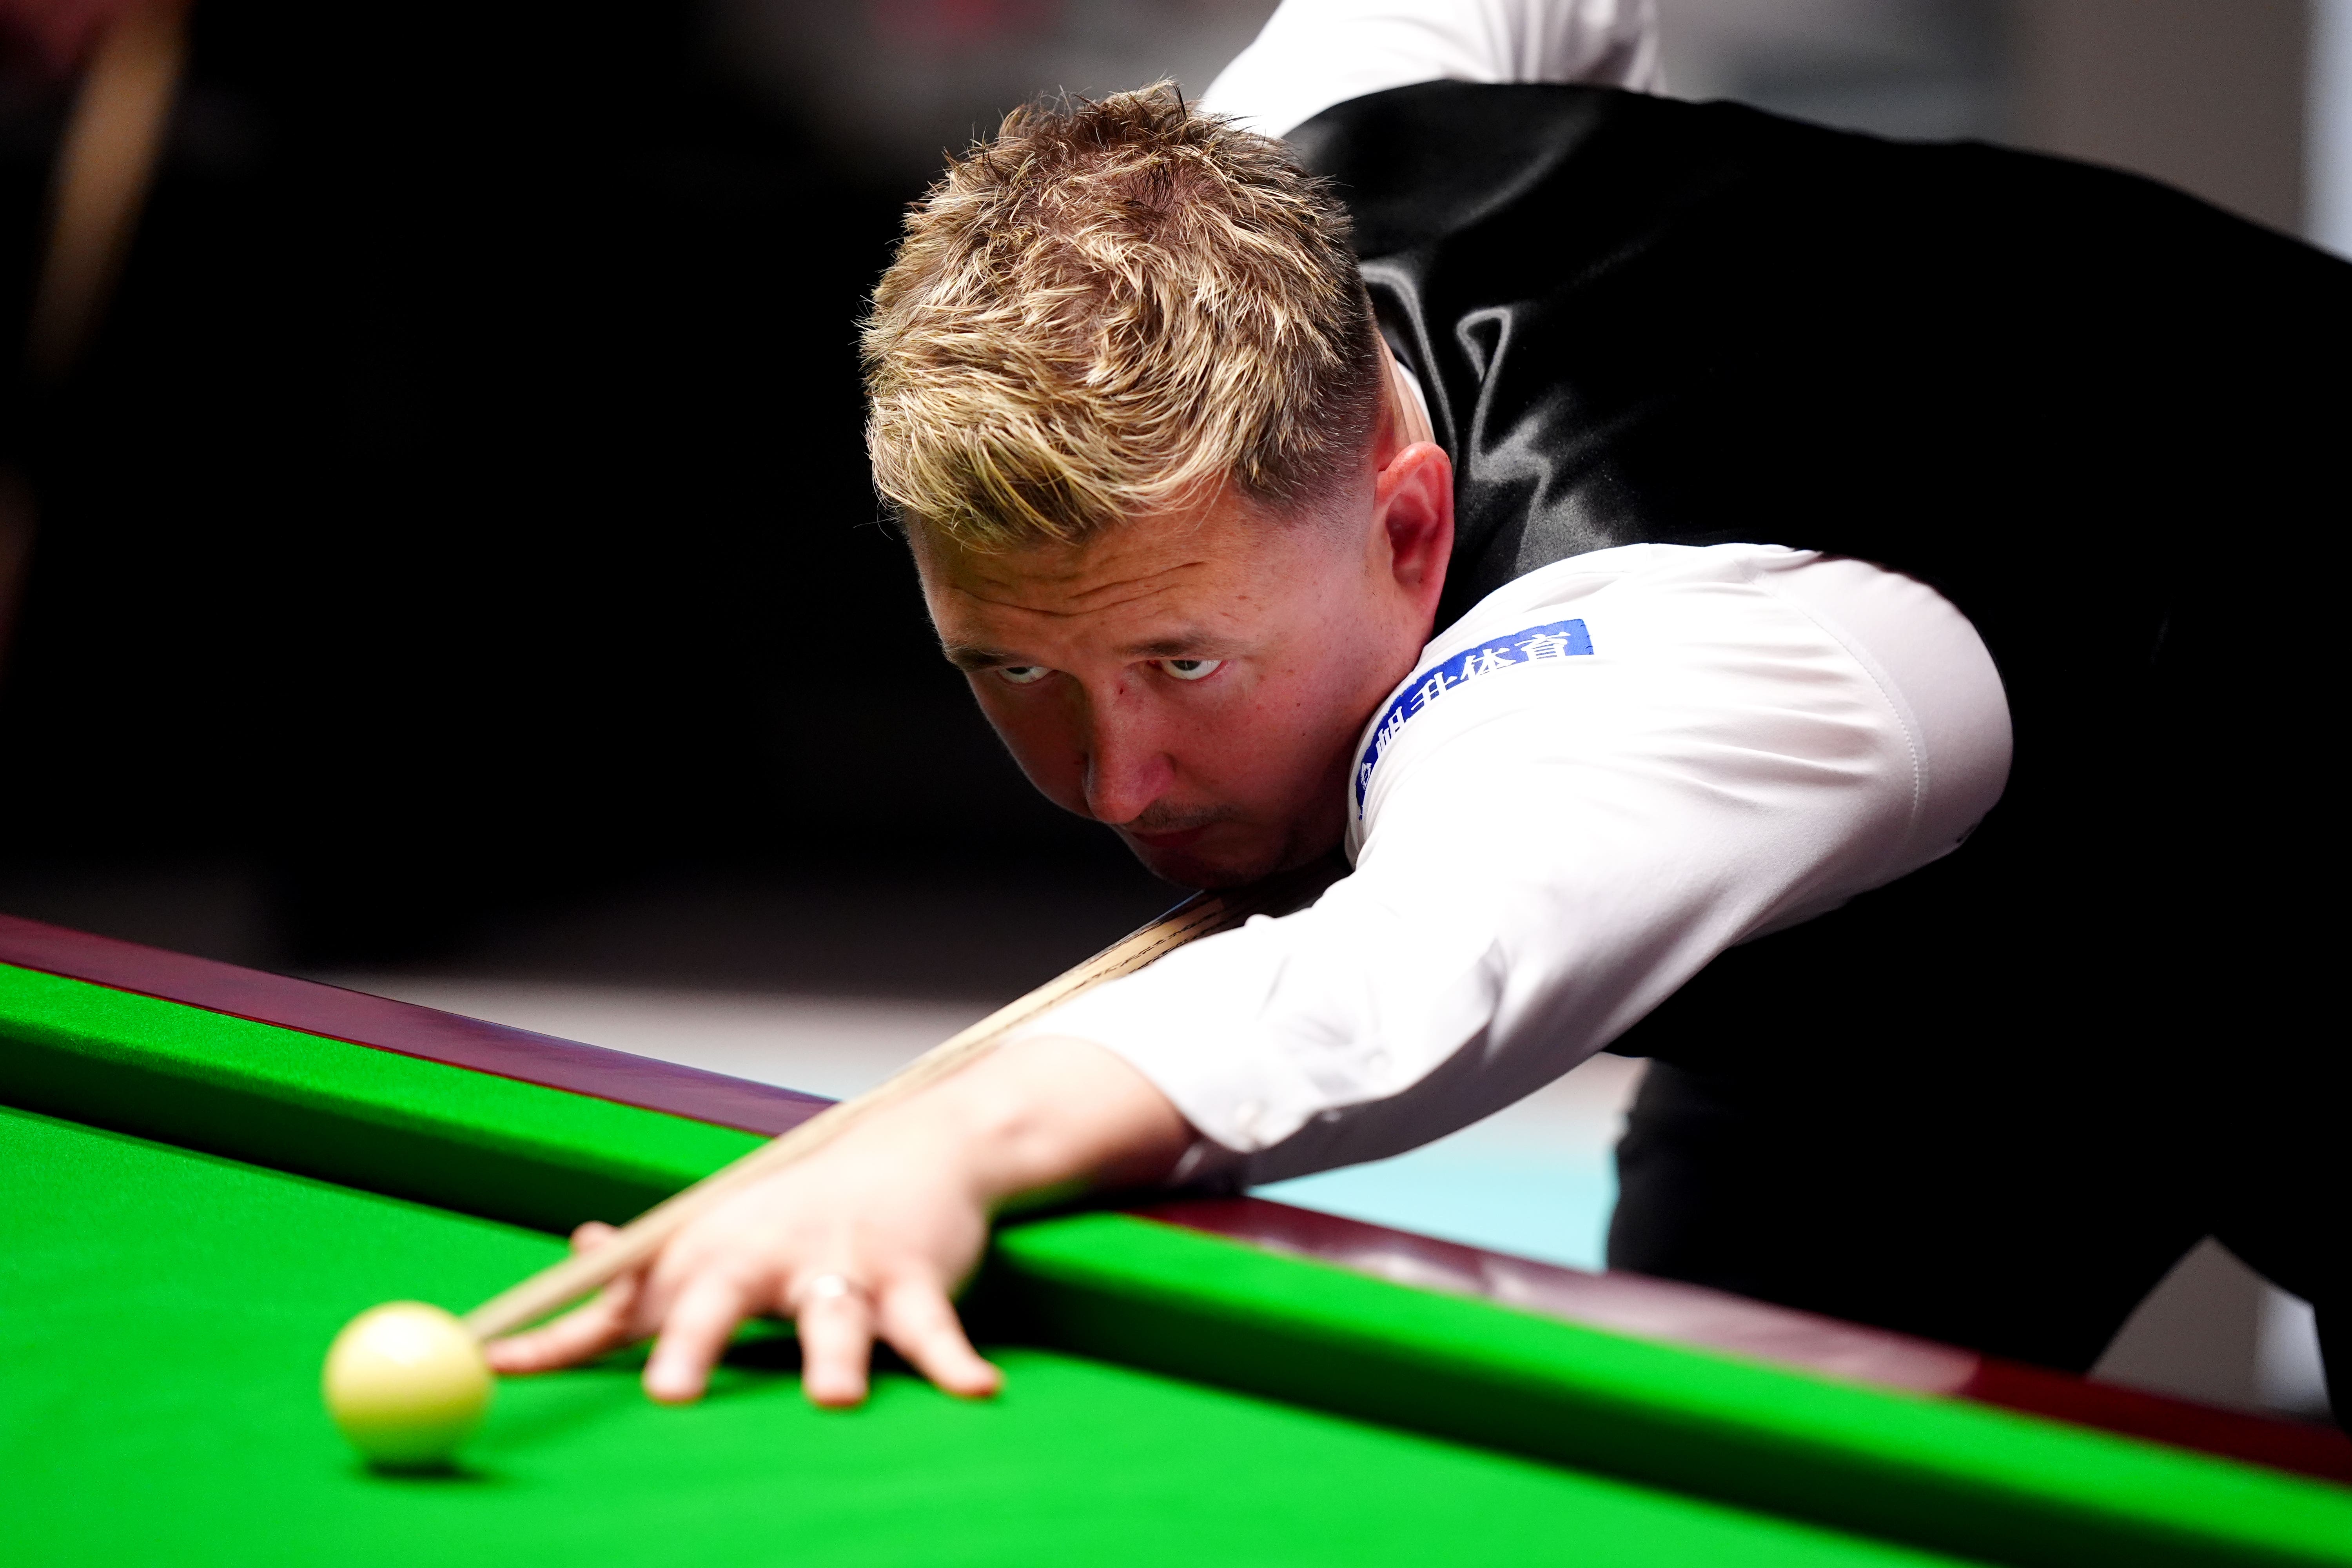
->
[4,911,2349,1568]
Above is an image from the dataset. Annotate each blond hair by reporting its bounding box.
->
[862,83,1385,552]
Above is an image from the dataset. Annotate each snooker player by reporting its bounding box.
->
[492,0,2348,1417]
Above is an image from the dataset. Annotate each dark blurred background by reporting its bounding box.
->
[0,0,2341,976]
[0,0,2343,1417]
[0,0,1246,979]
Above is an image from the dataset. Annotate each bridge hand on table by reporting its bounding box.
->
[482,1036,1192,1408]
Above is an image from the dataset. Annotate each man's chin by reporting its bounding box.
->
[1121,823,1313,890]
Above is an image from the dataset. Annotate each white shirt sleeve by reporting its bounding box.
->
[1201,0,1661,140]
[1011,544,2010,1187]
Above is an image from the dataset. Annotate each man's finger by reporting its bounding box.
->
[483,1218,630,1371]
[793,1274,878,1409]
[485,1269,641,1374]
[877,1280,1001,1400]
[643,1271,752,1405]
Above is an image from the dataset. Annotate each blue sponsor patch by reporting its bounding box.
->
[1354,617,1593,813]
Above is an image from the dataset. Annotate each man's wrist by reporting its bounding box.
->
[919,1035,1192,1210]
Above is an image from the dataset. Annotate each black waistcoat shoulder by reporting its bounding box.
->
[1287,84,2350,673]
[1289,85,2352,1080]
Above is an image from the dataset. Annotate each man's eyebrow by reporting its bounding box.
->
[940,643,1022,671]
[942,631,1229,668]
[1115,630,1225,659]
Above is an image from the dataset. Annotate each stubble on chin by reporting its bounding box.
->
[1124,820,1336,891]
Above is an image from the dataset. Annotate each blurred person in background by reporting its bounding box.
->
[0,0,145,80]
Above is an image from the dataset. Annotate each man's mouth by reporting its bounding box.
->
[1128,824,1213,851]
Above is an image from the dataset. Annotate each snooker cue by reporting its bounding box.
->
[461,855,1344,1342]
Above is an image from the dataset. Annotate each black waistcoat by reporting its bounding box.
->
[1287,85,2352,1078]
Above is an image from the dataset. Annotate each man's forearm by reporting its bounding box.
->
[914,1035,1194,1213]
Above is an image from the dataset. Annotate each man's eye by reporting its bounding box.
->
[1157,658,1223,682]
[995,665,1051,686]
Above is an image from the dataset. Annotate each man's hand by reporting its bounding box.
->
[484,1036,1192,1406]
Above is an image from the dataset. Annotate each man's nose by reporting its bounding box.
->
[1080,697,1174,825]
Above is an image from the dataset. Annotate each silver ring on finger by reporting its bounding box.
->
[797,1272,867,1311]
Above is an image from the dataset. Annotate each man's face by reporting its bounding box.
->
[910,434,1452,887]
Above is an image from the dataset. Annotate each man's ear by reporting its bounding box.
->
[1373,441,1454,616]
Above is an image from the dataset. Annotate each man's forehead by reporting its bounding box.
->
[930,562,1234,666]
[947,552,1206,611]
[916,516,1244,619]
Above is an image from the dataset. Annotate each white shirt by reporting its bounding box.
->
[1015,546,2011,1184]
[1200,0,1662,140]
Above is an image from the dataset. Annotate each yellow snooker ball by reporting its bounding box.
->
[322,1302,494,1467]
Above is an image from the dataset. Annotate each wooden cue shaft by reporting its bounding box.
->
[461,858,1342,1343]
